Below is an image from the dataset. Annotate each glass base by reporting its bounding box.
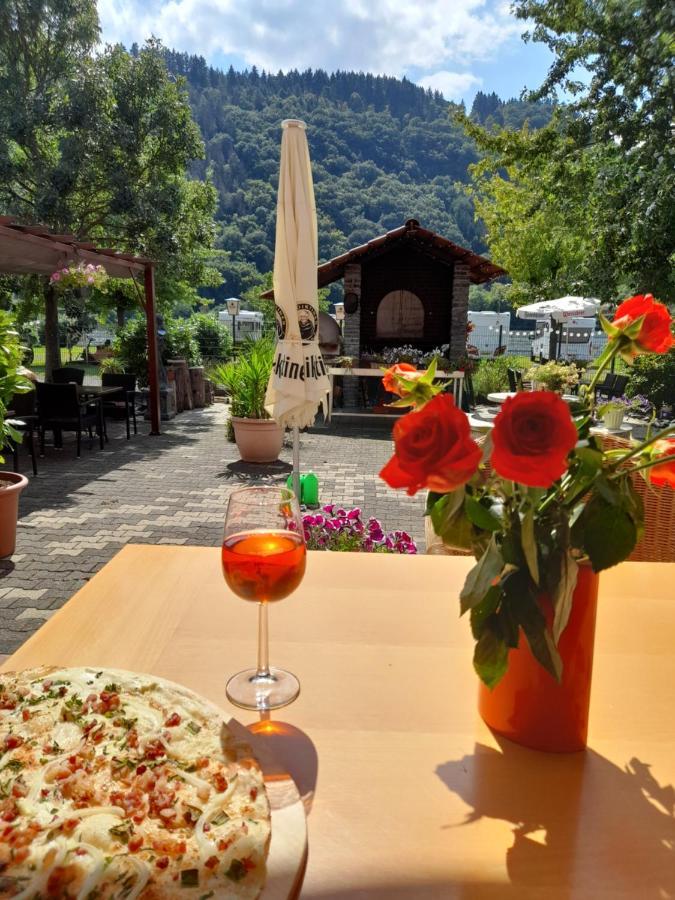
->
[226,667,300,711]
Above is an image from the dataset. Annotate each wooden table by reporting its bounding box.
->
[327,368,464,423]
[3,548,674,899]
[487,391,578,405]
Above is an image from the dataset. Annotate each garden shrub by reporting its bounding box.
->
[190,313,232,362]
[471,355,531,399]
[115,316,202,385]
[625,350,675,412]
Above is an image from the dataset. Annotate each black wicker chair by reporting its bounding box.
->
[37,383,101,457]
[7,390,38,476]
[101,373,138,439]
[52,367,85,385]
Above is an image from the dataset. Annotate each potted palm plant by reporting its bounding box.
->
[0,312,35,558]
[211,336,283,463]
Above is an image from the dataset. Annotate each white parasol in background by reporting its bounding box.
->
[516,296,601,322]
[265,119,330,498]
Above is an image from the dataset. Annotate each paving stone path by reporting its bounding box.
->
[0,404,425,656]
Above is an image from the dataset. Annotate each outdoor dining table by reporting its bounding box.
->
[487,390,578,404]
[326,368,464,423]
[76,384,122,444]
[2,546,674,898]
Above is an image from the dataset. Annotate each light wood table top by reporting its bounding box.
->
[3,547,674,899]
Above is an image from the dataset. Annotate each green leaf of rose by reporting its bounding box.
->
[503,570,562,682]
[520,508,539,585]
[552,550,579,644]
[464,495,502,532]
[460,537,503,614]
[473,622,509,689]
[429,489,473,551]
[573,495,638,572]
[469,585,502,639]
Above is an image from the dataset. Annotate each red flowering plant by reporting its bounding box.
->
[380,295,675,688]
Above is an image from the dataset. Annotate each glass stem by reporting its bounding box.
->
[256,602,271,678]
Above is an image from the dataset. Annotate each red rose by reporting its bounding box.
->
[379,394,481,496]
[491,391,578,488]
[648,438,675,489]
[382,363,423,397]
[613,294,674,354]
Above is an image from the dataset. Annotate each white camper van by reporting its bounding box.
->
[218,309,264,342]
[531,317,597,361]
[467,311,511,356]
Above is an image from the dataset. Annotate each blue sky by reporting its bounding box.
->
[98,0,554,106]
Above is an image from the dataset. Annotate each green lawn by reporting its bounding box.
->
[26,346,100,380]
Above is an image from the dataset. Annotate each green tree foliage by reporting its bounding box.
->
[162,53,552,302]
[114,315,202,385]
[0,3,218,374]
[464,0,675,304]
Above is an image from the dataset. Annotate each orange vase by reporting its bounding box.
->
[478,565,599,752]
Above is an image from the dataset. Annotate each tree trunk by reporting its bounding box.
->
[116,302,126,329]
[44,283,61,381]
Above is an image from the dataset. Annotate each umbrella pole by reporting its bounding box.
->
[292,426,301,503]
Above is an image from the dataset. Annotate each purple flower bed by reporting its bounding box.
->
[302,505,417,554]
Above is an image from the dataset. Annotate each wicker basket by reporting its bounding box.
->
[600,434,675,563]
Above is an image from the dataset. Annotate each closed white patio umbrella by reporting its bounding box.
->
[265,119,330,498]
[516,296,601,322]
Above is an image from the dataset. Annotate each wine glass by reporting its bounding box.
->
[222,486,306,710]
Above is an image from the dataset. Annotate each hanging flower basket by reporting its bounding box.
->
[50,262,109,294]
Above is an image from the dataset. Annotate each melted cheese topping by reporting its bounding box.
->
[0,666,270,899]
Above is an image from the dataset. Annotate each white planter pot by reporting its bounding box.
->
[603,407,625,430]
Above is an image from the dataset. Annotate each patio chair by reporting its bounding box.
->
[52,367,85,385]
[7,390,38,477]
[507,368,518,392]
[594,372,617,401]
[101,373,138,440]
[36,382,101,458]
[607,374,629,398]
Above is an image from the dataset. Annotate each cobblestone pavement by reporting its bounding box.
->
[0,403,425,656]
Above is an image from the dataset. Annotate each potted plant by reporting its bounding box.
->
[379,293,675,752]
[0,312,35,558]
[211,336,283,463]
[525,360,579,393]
[598,396,630,430]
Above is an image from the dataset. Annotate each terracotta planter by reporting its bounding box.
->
[478,565,599,752]
[0,472,29,559]
[232,417,284,463]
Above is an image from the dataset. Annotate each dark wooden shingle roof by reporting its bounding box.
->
[262,219,506,298]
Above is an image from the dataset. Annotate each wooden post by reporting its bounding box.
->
[144,264,161,435]
[44,281,61,382]
[189,366,206,408]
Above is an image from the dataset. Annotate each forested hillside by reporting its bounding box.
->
[157,50,552,302]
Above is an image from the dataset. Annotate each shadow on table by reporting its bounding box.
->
[435,738,675,898]
[247,718,318,815]
[0,560,15,579]
[217,459,293,483]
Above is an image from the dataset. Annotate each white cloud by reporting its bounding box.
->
[417,70,482,101]
[98,0,520,77]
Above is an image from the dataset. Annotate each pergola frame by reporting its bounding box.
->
[0,217,161,435]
